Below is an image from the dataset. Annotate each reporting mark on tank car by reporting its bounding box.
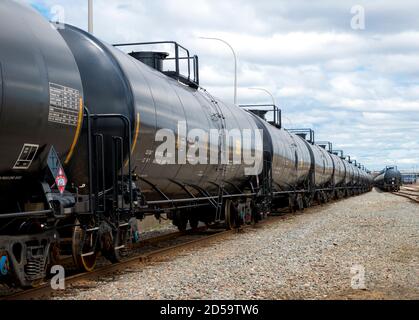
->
[48,83,80,126]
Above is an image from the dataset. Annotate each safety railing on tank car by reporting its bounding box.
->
[113,41,199,88]
[287,128,315,145]
[332,150,345,159]
[239,104,282,129]
[317,141,333,153]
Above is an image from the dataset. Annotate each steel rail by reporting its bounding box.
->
[0,227,226,300]
[2,215,289,300]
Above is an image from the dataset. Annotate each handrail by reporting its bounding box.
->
[113,41,199,86]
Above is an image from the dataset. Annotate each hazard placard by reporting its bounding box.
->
[55,168,67,194]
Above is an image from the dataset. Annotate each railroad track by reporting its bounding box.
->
[391,190,419,203]
[0,201,343,300]
[401,185,419,191]
[1,223,254,300]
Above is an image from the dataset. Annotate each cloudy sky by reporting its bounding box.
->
[24,0,419,171]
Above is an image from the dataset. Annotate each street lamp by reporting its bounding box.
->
[248,87,276,106]
[246,87,295,128]
[247,87,281,127]
[88,0,93,33]
[283,116,294,128]
[199,37,237,105]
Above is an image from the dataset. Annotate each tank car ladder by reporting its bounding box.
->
[84,107,136,256]
[199,88,227,222]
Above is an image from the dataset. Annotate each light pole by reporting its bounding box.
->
[248,87,276,106]
[246,87,294,128]
[199,37,237,105]
[247,87,281,126]
[283,116,294,128]
[88,0,93,33]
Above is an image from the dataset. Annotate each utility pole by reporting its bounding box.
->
[248,87,276,106]
[199,37,237,105]
[88,0,93,33]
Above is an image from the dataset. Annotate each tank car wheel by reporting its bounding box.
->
[250,206,261,225]
[326,191,332,202]
[303,194,313,208]
[334,190,340,200]
[177,221,188,232]
[322,191,328,203]
[322,192,328,203]
[224,200,238,230]
[189,218,199,230]
[296,194,304,211]
[315,192,320,204]
[288,195,297,213]
[102,223,135,263]
[177,216,188,232]
[315,192,324,205]
[72,220,98,272]
[172,210,188,232]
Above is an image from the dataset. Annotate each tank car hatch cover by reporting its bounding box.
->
[13,144,39,170]
[48,83,81,127]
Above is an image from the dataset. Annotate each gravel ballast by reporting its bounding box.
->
[57,189,419,300]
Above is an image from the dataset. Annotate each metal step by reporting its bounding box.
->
[81,251,95,257]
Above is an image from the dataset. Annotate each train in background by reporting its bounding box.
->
[0,1,373,287]
[374,166,402,191]
[402,174,417,185]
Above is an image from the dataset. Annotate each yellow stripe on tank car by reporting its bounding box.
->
[125,112,140,167]
[64,97,84,165]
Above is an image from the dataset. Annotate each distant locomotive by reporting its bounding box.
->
[374,166,402,192]
[0,1,373,287]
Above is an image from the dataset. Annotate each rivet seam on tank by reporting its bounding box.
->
[65,97,84,164]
